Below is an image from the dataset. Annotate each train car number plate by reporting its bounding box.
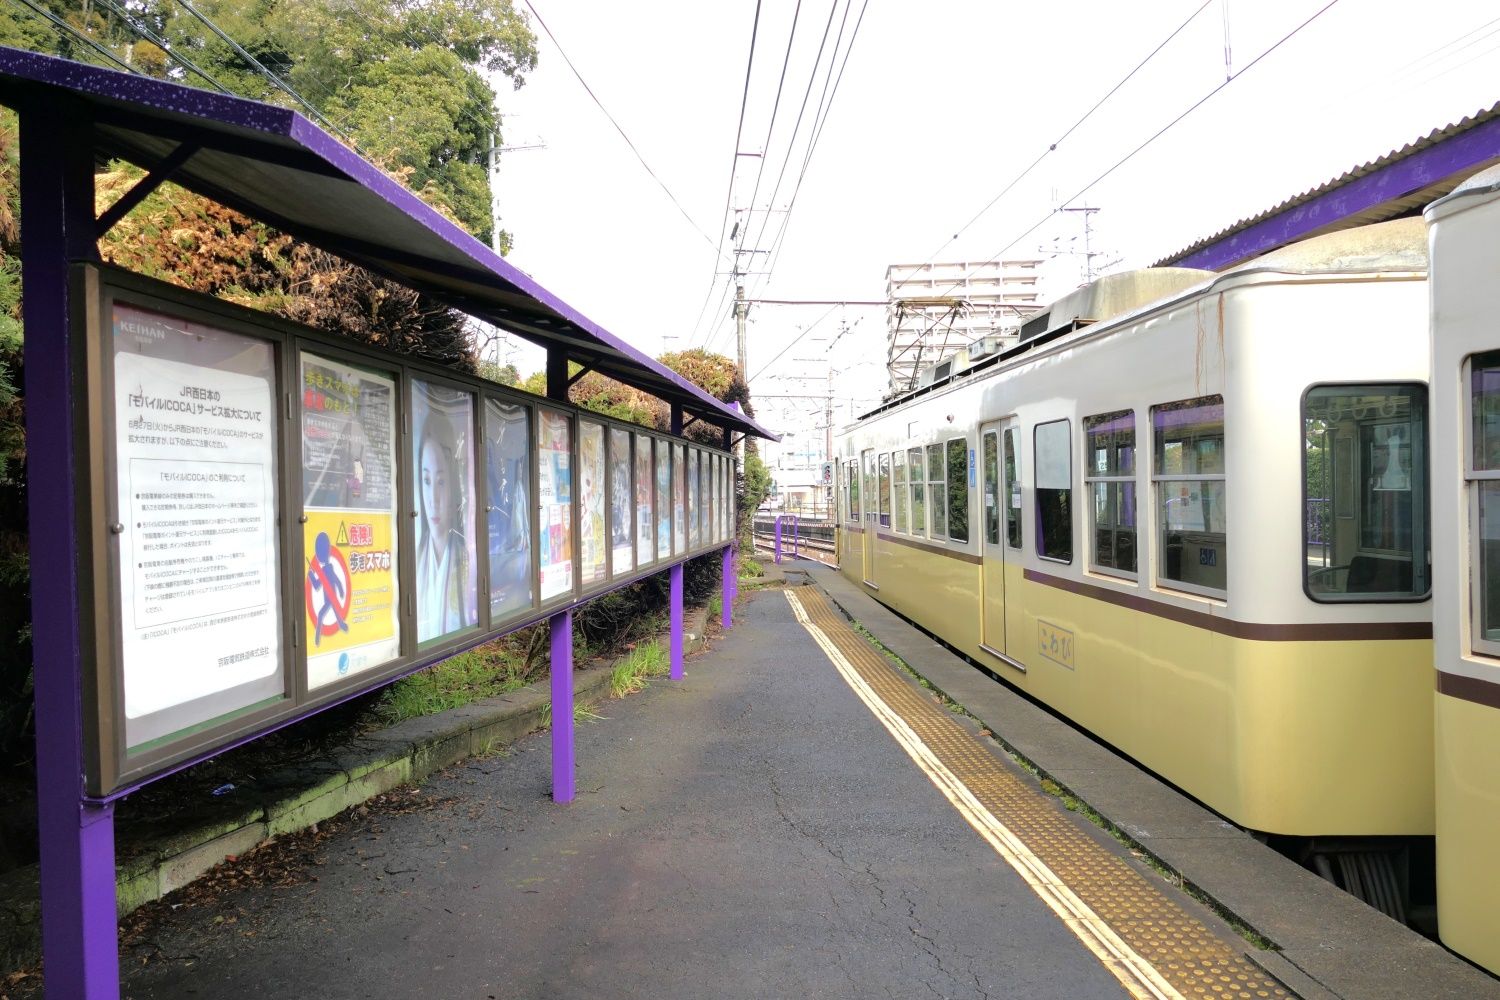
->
[1037,620,1075,670]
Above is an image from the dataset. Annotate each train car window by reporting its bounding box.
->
[946,438,969,542]
[1084,411,1137,576]
[878,452,892,528]
[1152,396,1225,595]
[1034,420,1073,562]
[983,431,1000,546]
[893,450,909,533]
[1004,428,1022,549]
[909,447,927,537]
[1467,354,1500,648]
[862,451,877,518]
[1304,384,1428,602]
[852,461,864,524]
[927,444,948,538]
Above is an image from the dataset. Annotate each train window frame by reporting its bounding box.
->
[908,446,927,538]
[878,451,892,528]
[1083,410,1138,580]
[1464,355,1500,655]
[1004,427,1022,549]
[1151,395,1226,600]
[927,443,948,539]
[893,449,909,534]
[945,437,969,543]
[1301,382,1430,605]
[1034,419,1073,564]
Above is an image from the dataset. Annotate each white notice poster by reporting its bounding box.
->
[113,304,283,749]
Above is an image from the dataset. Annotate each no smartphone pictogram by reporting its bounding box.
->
[305,531,352,645]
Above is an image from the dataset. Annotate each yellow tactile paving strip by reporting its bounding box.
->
[786,586,1291,1000]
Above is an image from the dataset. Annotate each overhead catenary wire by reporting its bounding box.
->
[924,0,1214,263]
[518,0,729,264]
[94,0,231,93]
[173,0,359,148]
[688,0,767,347]
[9,0,139,73]
[735,0,806,262]
[922,0,1344,305]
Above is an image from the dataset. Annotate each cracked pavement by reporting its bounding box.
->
[111,590,1130,999]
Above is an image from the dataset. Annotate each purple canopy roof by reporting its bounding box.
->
[0,46,777,441]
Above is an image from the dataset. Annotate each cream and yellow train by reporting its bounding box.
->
[1426,164,1500,976]
[835,220,1436,893]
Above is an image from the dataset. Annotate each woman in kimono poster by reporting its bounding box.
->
[413,380,478,643]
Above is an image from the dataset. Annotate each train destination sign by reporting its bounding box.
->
[80,267,737,796]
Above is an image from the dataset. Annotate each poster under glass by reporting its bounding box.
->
[656,443,672,559]
[537,409,574,600]
[688,449,701,549]
[673,442,687,552]
[412,380,479,644]
[579,421,607,586]
[486,399,532,622]
[300,351,401,691]
[609,427,634,575]
[635,433,654,566]
[112,303,284,750]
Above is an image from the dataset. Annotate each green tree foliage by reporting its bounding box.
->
[0,0,538,244]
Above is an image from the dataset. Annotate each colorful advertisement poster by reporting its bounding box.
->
[673,443,687,553]
[301,352,400,689]
[486,400,532,621]
[538,410,574,600]
[688,449,700,549]
[579,421,607,586]
[609,427,634,575]
[113,304,283,749]
[656,443,671,560]
[635,433,653,566]
[412,380,478,644]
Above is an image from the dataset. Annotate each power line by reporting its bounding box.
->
[924,0,1213,262]
[748,303,839,382]
[95,0,231,93]
[735,0,805,260]
[517,0,727,262]
[689,0,766,346]
[923,0,1344,305]
[9,0,139,73]
[760,0,869,284]
[174,0,358,147]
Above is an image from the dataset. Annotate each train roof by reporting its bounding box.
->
[857,218,1428,423]
[1425,162,1500,220]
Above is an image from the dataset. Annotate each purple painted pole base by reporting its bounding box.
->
[721,544,734,630]
[669,563,685,681]
[774,515,782,564]
[550,609,574,804]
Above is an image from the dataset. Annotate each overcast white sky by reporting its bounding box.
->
[491,0,1500,439]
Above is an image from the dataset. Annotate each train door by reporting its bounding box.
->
[980,423,1008,658]
[860,448,878,587]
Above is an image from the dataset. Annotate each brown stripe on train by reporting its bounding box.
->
[1437,670,1500,711]
[1021,568,1432,642]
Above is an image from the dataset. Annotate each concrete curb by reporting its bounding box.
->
[0,606,714,973]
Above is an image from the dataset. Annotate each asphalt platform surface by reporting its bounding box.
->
[96,585,1258,1000]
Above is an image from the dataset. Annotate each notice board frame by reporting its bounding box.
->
[74,263,735,798]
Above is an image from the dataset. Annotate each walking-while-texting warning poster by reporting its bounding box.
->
[112,304,284,750]
[300,353,401,689]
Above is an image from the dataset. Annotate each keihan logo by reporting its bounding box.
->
[304,531,352,645]
[338,653,350,676]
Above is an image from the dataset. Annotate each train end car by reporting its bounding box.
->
[1426,163,1500,977]
[836,217,1434,852]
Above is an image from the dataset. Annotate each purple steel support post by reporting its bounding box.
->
[792,515,799,557]
[670,403,683,436]
[669,562,685,680]
[774,515,782,564]
[549,609,575,803]
[23,102,120,999]
[546,347,568,402]
[720,545,733,629]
